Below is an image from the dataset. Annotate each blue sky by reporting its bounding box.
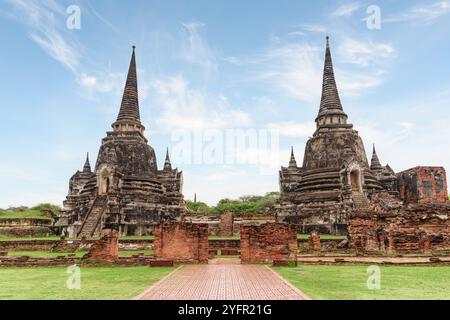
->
[0,0,450,207]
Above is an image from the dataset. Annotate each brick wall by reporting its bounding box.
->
[348,204,450,254]
[84,229,119,262]
[240,223,297,263]
[154,222,208,263]
[397,167,448,204]
[218,212,234,237]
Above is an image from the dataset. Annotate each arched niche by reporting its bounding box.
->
[347,162,363,193]
[97,166,112,196]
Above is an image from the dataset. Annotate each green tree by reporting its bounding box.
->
[186,200,211,214]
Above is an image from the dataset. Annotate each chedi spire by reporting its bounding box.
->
[315,36,348,128]
[112,46,145,133]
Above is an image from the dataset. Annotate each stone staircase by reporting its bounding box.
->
[78,196,107,238]
[352,192,370,211]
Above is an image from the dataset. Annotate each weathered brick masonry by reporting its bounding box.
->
[348,204,450,254]
[154,222,208,263]
[397,167,448,205]
[218,211,234,237]
[84,229,119,262]
[240,223,298,263]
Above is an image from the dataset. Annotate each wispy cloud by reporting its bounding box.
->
[4,0,82,71]
[152,75,251,131]
[385,1,450,24]
[266,121,316,138]
[337,37,396,67]
[180,21,217,74]
[331,2,365,17]
[300,24,328,33]
[256,37,392,101]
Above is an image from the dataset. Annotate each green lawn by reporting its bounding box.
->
[0,210,51,221]
[6,251,85,258]
[0,236,62,241]
[208,235,240,240]
[297,234,347,240]
[5,249,153,258]
[0,266,174,300]
[275,265,450,300]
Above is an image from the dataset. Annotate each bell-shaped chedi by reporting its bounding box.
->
[279,37,386,234]
[56,47,185,238]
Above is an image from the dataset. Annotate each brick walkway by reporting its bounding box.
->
[136,260,309,300]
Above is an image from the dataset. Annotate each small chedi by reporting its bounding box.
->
[278,37,449,238]
[56,47,185,238]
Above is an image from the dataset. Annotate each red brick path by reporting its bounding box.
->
[136,259,309,300]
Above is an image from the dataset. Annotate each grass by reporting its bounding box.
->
[275,265,450,300]
[5,249,154,258]
[297,234,347,240]
[0,236,62,241]
[0,266,174,300]
[6,251,86,258]
[118,249,153,257]
[0,210,51,221]
[208,235,240,240]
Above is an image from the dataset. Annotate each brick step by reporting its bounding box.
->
[352,192,369,210]
[78,196,107,238]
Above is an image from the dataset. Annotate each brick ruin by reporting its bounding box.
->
[397,167,448,205]
[309,230,321,253]
[55,47,185,238]
[218,211,234,237]
[83,229,119,262]
[240,223,298,263]
[348,190,450,254]
[278,37,449,237]
[154,222,209,263]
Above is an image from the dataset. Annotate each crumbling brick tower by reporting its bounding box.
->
[56,47,186,238]
[278,37,396,234]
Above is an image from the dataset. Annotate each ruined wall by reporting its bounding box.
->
[397,167,448,205]
[218,212,234,237]
[348,204,450,254]
[0,218,54,237]
[154,222,208,263]
[240,223,297,263]
[83,229,119,262]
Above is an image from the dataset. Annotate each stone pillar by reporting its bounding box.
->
[309,230,321,253]
[218,211,234,237]
[83,229,119,262]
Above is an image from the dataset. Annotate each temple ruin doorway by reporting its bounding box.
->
[350,169,362,192]
[98,168,111,195]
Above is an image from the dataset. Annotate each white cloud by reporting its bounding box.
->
[5,0,81,71]
[266,121,315,138]
[151,75,251,131]
[0,192,64,208]
[300,24,328,33]
[258,43,323,102]
[385,1,450,24]
[331,2,364,17]
[257,39,391,101]
[338,38,396,67]
[180,21,217,74]
[183,168,278,205]
[76,71,125,95]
